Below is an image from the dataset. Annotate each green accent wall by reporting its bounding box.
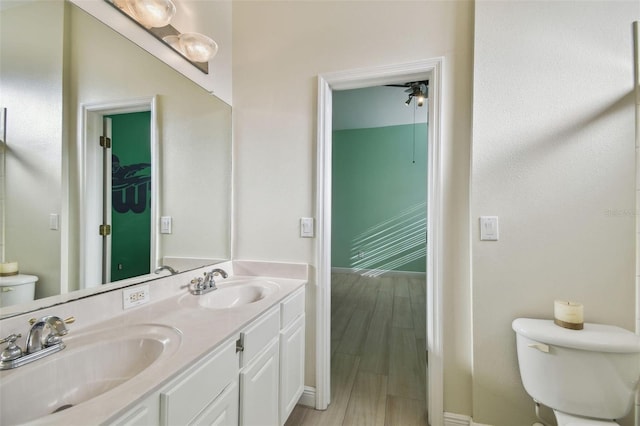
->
[332,123,427,273]
[107,111,151,281]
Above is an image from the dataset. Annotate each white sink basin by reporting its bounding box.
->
[179,279,280,310]
[0,323,181,425]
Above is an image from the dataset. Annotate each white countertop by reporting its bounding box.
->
[0,260,308,426]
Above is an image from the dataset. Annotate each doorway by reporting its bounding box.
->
[315,59,444,426]
[80,97,159,289]
[329,83,428,422]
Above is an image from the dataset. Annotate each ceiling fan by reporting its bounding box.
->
[386,80,429,107]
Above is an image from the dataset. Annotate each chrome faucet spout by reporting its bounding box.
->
[154,265,179,275]
[210,268,228,279]
[26,316,69,354]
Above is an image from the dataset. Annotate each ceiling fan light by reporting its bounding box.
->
[179,32,219,63]
[126,0,176,28]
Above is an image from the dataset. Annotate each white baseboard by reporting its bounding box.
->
[444,412,492,426]
[444,412,471,426]
[331,267,426,278]
[298,386,316,408]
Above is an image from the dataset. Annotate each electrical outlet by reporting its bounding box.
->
[123,284,150,309]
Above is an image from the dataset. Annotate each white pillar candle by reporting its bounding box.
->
[0,261,19,276]
[554,300,584,330]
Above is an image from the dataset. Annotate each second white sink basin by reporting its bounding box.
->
[0,323,181,425]
[180,279,280,310]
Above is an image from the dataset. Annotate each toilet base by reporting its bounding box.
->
[554,410,618,426]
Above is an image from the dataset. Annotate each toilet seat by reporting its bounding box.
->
[554,410,618,426]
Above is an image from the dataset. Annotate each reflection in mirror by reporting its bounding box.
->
[0,0,231,315]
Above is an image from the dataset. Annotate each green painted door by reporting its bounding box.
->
[107,111,151,281]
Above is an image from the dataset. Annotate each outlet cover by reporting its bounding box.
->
[123,284,150,309]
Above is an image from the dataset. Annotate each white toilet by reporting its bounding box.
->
[0,274,38,307]
[512,318,640,425]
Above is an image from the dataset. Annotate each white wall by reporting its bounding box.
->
[0,0,64,299]
[471,1,639,425]
[232,0,474,416]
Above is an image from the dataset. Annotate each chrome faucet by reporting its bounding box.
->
[188,268,228,295]
[154,265,179,275]
[0,315,74,370]
[26,315,70,353]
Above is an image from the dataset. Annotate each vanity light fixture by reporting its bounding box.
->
[114,0,176,28]
[106,0,218,74]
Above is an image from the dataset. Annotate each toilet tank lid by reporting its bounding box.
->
[0,274,38,287]
[512,318,640,354]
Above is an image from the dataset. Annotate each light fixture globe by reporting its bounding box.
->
[162,35,184,54]
[126,0,176,28]
[179,32,218,63]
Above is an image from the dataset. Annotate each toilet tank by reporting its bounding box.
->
[512,318,640,420]
[0,274,37,307]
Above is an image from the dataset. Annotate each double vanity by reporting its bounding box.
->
[0,261,307,426]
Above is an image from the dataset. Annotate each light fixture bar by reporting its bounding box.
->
[105,0,209,74]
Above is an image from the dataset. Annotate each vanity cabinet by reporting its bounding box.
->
[106,286,306,426]
[278,288,305,426]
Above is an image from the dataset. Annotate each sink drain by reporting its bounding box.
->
[52,404,73,414]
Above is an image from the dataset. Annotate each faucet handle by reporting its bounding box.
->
[0,333,21,345]
[0,333,23,362]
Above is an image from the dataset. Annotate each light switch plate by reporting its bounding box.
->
[480,216,499,241]
[160,216,172,234]
[49,213,59,230]
[300,217,314,238]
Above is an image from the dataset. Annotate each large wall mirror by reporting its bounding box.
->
[0,0,231,315]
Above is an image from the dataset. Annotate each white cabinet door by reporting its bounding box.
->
[279,314,305,425]
[239,339,279,426]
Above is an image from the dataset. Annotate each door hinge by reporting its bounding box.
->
[236,337,244,353]
[99,136,111,148]
[99,224,111,236]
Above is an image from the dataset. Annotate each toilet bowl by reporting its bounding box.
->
[512,318,640,426]
[0,274,38,307]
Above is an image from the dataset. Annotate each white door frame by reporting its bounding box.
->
[79,96,159,288]
[316,58,444,425]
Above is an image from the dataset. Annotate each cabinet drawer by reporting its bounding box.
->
[191,380,238,425]
[280,287,304,329]
[160,338,237,425]
[241,306,279,367]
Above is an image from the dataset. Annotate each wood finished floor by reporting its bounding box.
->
[285,273,428,426]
